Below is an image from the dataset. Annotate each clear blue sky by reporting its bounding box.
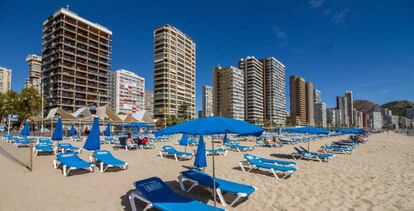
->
[1,0,413,111]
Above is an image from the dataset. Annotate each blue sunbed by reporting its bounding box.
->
[292,147,335,162]
[14,138,31,148]
[128,177,224,211]
[321,145,353,154]
[256,140,282,148]
[38,138,52,145]
[178,169,256,207]
[53,152,94,176]
[58,143,81,153]
[243,154,296,166]
[206,149,227,156]
[240,154,297,179]
[224,143,254,152]
[160,145,193,161]
[93,150,128,172]
[34,143,54,155]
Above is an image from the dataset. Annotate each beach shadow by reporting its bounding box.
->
[270,153,296,160]
[0,145,30,171]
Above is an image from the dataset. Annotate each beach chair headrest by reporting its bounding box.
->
[59,153,76,158]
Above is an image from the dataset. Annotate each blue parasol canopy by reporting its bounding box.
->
[83,117,100,151]
[179,133,189,146]
[336,128,365,134]
[68,124,77,136]
[194,136,207,168]
[284,126,329,134]
[104,122,111,137]
[158,117,264,136]
[51,117,63,141]
[20,122,30,136]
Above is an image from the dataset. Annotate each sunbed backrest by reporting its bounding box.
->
[119,136,127,146]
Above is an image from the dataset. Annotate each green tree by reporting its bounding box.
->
[18,87,42,121]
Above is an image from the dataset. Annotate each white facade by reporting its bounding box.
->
[202,85,213,117]
[314,89,321,103]
[0,66,12,93]
[314,102,327,128]
[370,111,383,130]
[110,69,145,114]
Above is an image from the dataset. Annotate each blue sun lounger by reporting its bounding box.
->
[129,177,224,211]
[224,143,254,152]
[292,147,335,162]
[53,152,94,176]
[242,154,296,166]
[321,145,353,154]
[14,138,31,148]
[160,145,193,161]
[178,169,256,207]
[206,149,227,156]
[256,140,282,148]
[103,137,117,144]
[34,143,55,155]
[38,138,52,145]
[58,143,82,153]
[239,154,297,179]
[92,150,128,172]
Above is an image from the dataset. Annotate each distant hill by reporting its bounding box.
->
[382,100,414,116]
[353,100,414,117]
[354,100,376,112]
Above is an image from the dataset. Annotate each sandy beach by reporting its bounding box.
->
[0,132,414,210]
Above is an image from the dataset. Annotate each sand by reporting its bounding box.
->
[0,132,414,211]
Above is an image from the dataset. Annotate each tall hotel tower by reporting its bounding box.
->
[153,25,196,119]
[238,56,264,124]
[25,54,42,92]
[41,8,112,112]
[213,66,245,120]
[290,75,314,126]
[260,57,286,127]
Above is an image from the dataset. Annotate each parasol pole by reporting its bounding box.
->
[212,134,217,207]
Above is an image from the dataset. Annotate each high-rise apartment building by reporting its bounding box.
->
[345,91,354,126]
[202,85,213,117]
[326,108,336,127]
[144,90,154,118]
[25,54,42,92]
[239,57,264,124]
[42,8,112,112]
[306,82,314,126]
[0,66,12,94]
[336,96,349,127]
[153,25,196,119]
[314,89,321,103]
[289,75,314,126]
[314,102,326,128]
[213,66,245,120]
[110,69,145,114]
[260,57,286,127]
[290,76,306,125]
